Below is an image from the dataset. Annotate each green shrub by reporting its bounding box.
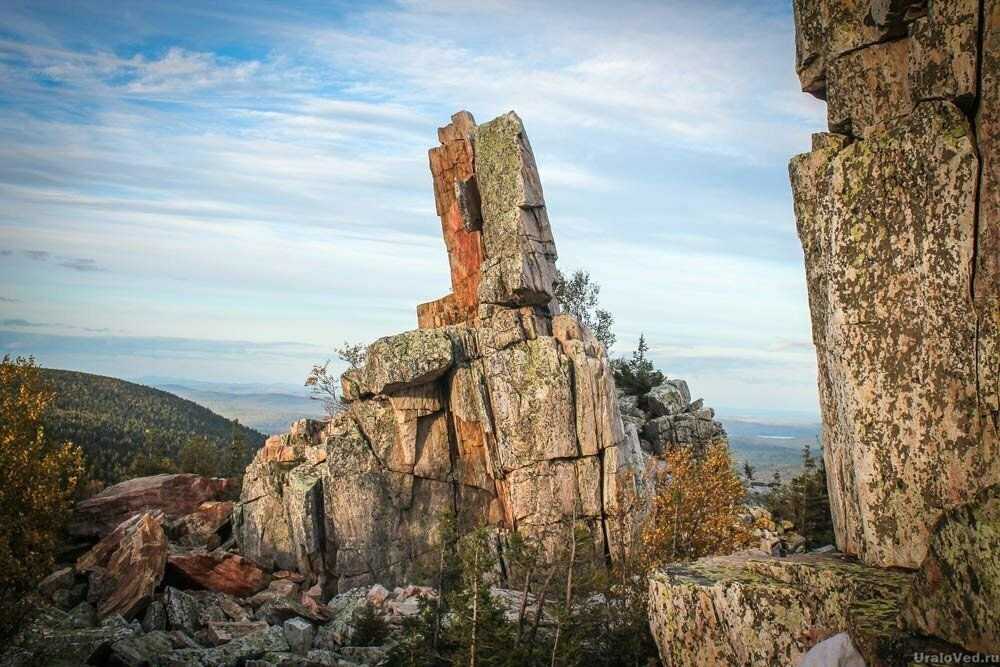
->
[352,602,390,647]
[0,356,84,636]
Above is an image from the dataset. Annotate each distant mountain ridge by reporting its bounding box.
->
[720,415,821,482]
[138,379,325,434]
[40,368,267,482]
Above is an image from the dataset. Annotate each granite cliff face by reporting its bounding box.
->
[235,111,648,596]
[790,0,999,573]
[648,2,1000,664]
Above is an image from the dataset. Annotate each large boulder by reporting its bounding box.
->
[902,484,1000,654]
[71,474,231,539]
[167,500,234,548]
[341,328,457,399]
[235,111,649,593]
[642,379,690,417]
[75,511,167,620]
[648,551,975,667]
[166,548,271,598]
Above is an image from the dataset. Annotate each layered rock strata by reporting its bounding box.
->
[790,0,1000,571]
[236,111,648,594]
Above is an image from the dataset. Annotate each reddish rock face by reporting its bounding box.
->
[71,474,232,539]
[416,293,465,330]
[166,549,270,597]
[76,511,167,619]
[170,500,234,548]
[421,111,483,328]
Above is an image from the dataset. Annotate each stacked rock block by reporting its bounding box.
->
[790,0,999,571]
[236,112,648,595]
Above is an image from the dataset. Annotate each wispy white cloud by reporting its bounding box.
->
[0,0,825,413]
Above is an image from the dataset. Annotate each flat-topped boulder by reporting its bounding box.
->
[71,474,232,540]
[341,328,458,400]
[648,550,978,667]
[166,548,271,598]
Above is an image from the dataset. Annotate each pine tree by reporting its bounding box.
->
[226,420,247,478]
[177,435,219,477]
[765,442,834,547]
[612,334,665,395]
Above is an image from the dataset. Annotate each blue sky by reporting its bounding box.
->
[0,0,826,415]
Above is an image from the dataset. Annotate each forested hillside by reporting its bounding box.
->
[40,369,266,483]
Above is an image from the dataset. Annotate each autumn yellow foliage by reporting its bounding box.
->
[642,441,751,566]
[0,356,84,635]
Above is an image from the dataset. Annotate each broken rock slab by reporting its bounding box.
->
[71,473,231,539]
[167,500,234,548]
[166,547,271,598]
[75,511,167,620]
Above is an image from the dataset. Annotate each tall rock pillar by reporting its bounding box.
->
[789,0,1000,569]
[237,111,647,595]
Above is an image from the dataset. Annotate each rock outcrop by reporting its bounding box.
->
[616,379,727,457]
[71,474,232,540]
[236,111,649,595]
[789,0,1000,573]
